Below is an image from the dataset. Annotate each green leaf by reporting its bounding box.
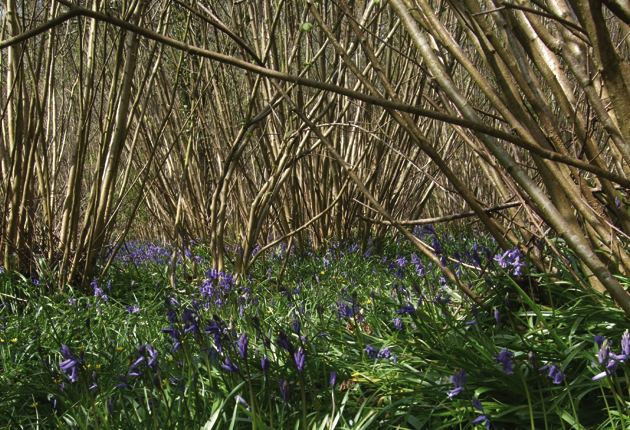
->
[300,22,314,32]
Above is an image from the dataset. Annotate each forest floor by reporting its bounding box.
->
[0,228,628,429]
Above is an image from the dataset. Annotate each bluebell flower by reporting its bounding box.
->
[146,344,158,371]
[59,345,80,383]
[294,347,306,373]
[279,379,289,402]
[364,345,378,359]
[471,398,491,429]
[261,355,270,374]
[107,397,114,415]
[330,371,337,387]
[397,304,415,314]
[115,375,131,389]
[447,369,466,399]
[393,318,403,330]
[494,308,500,323]
[128,356,144,377]
[493,348,514,375]
[89,371,98,391]
[379,347,393,359]
[221,357,239,373]
[237,333,249,359]
[292,320,301,336]
[432,237,442,254]
[594,334,606,348]
[471,304,478,319]
[395,256,407,268]
[277,330,295,355]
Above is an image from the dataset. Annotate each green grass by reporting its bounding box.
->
[0,232,629,429]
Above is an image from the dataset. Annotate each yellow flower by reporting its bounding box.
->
[352,372,359,377]
[321,271,325,275]
[366,300,372,304]
[10,338,17,343]
[78,346,85,350]
[30,402,38,408]
[115,347,123,351]
[95,364,102,370]
[0,339,4,343]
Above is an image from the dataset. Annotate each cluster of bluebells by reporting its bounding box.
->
[111,240,180,268]
[592,331,630,381]
[364,345,397,362]
[198,269,242,309]
[493,248,526,276]
[92,279,110,304]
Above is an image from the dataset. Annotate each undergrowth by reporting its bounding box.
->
[0,228,629,429]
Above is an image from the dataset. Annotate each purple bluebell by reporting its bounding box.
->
[330,371,337,387]
[432,237,442,255]
[277,330,295,355]
[221,357,239,373]
[279,379,289,402]
[261,355,270,374]
[126,305,140,314]
[59,345,80,383]
[115,375,131,389]
[237,333,249,359]
[393,318,403,330]
[379,347,393,359]
[472,398,491,429]
[364,345,378,359]
[107,397,114,415]
[493,348,514,375]
[89,372,98,391]
[594,334,607,348]
[182,308,200,336]
[471,304,479,319]
[235,394,248,406]
[397,304,415,315]
[294,347,306,372]
[161,324,182,352]
[292,320,301,336]
[494,308,500,323]
[553,371,565,385]
[146,345,158,371]
[447,369,466,399]
[128,356,144,377]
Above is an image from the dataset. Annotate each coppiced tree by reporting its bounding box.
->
[1,0,630,313]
